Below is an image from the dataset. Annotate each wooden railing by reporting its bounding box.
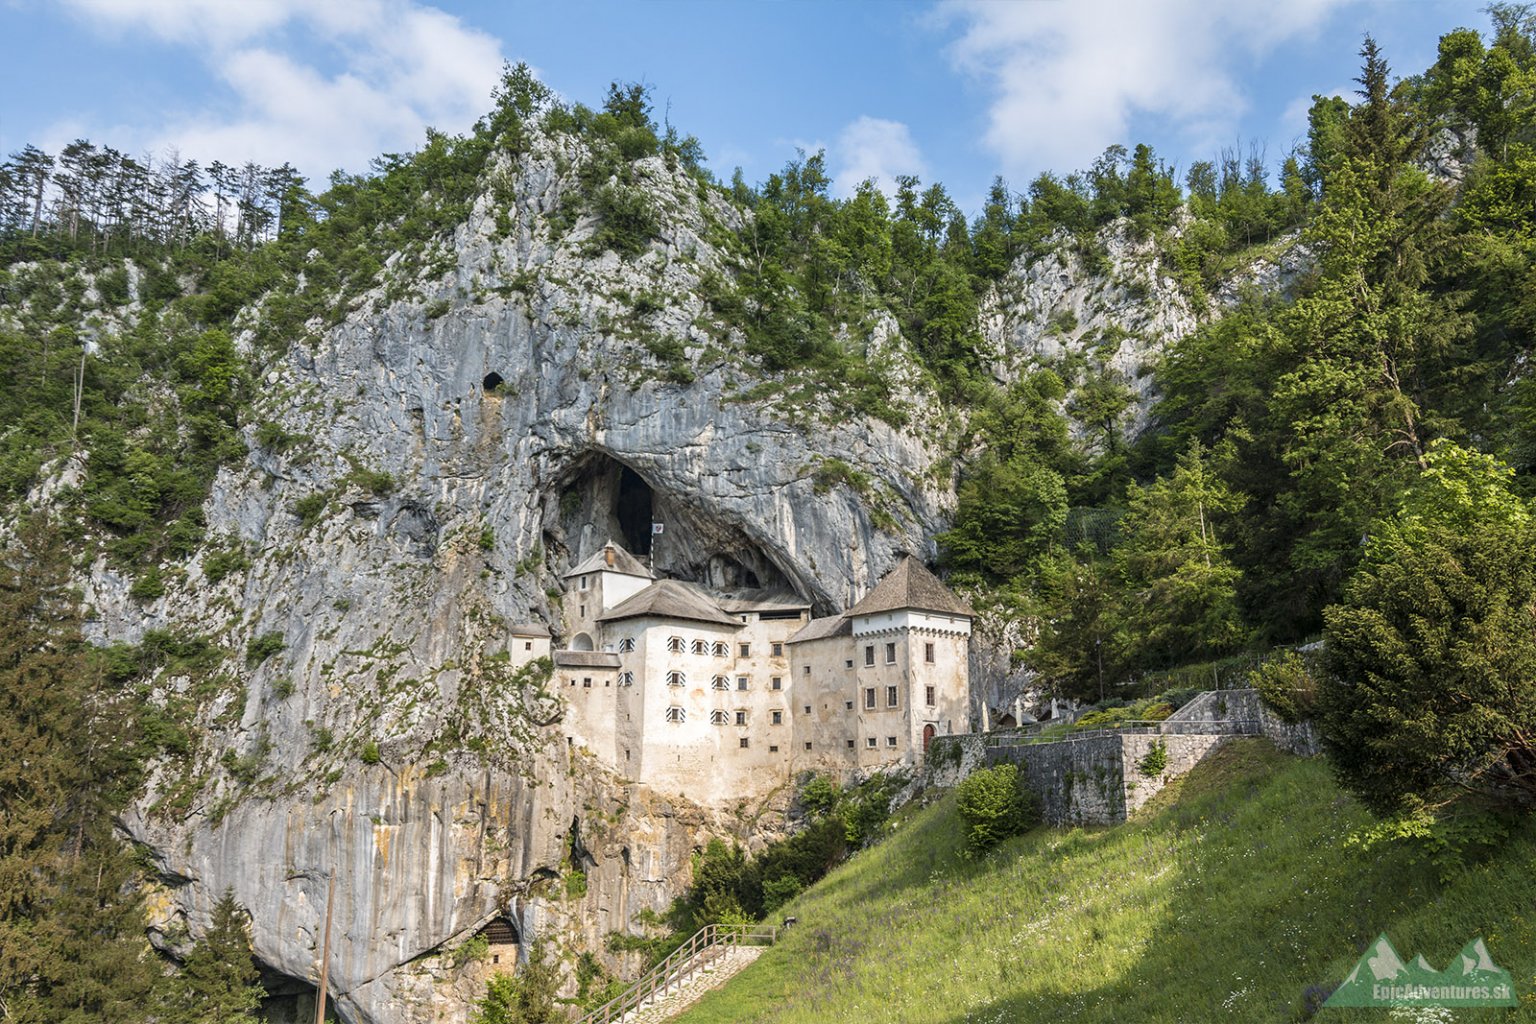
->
[576,923,778,1024]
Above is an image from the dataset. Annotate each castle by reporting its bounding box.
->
[513,541,973,804]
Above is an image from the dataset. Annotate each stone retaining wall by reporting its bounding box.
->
[925,688,1321,826]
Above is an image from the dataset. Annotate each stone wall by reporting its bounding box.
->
[924,688,1322,827]
[1167,688,1320,757]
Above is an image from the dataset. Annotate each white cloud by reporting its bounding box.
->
[54,0,506,182]
[940,0,1350,179]
[831,116,928,198]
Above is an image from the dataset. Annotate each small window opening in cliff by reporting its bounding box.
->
[483,371,504,393]
[615,464,653,554]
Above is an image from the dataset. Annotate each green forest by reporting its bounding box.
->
[4,4,1536,1020]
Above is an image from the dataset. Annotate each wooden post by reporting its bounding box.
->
[314,872,336,1024]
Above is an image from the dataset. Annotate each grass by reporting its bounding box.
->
[675,741,1536,1024]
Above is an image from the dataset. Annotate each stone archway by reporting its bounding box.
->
[571,632,594,652]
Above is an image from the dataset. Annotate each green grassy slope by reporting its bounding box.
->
[676,741,1536,1024]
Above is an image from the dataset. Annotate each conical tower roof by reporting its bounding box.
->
[848,556,973,618]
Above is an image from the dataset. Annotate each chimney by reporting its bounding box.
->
[604,543,615,568]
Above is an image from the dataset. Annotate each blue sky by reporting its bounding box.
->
[0,0,1490,214]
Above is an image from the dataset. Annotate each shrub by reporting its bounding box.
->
[590,183,658,258]
[291,493,328,529]
[246,631,285,667]
[202,544,250,585]
[360,741,381,765]
[479,524,495,551]
[129,567,166,602]
[955,763,1040,857]
[1138,739,1169,778]
[1251,650,1318,724]
[762,874,804,912]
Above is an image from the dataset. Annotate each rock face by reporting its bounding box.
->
[60,132,1259,1023]
[88,133,963,1024]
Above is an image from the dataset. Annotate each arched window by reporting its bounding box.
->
[711,675,729,691]
[692,639,708,655]
[571,632,594,652]
[710,709,729,725]
[667,636,684,653]
[665,706,686,723]
[666,671,686,687]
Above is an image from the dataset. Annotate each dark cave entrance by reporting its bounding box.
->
[550,450,799,596]
[615,464,653,555]
[483,371,504,393]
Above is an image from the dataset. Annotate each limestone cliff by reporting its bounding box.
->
[29,129,1282,1023]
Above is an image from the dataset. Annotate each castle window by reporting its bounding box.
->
[887,686,898,708]
[579,576,588,591]
[771,710,783,725]
[769,744,779,753]
[739,643,751,657]
[692,639,708,655]
[864,646,874,667]
[866,736,877,749]
[771,642,783,657]
[619,671,634,687]
[925,642,935,664]
[734,710,748,726]
[771,676,782,691]
[665,706,686,723]
[804,665,811,675]
[736,676,748,690]
[711,710,729,725]
[845,659,853,669]
[803,705,811,715]
[666,671,686,687]
[582,677,592,688]
[846,739,855,749]
[926,686,936,706]
[618,638,635,653]
[740,737,750,749]
[579,604,586,618]
[711,675,729,691]
[887,736,898,748]
[804,741,812,751]
[885,642,896,664]
[713,642,728,657]
[864,688,875,710]
[845,700,854,710]
[668,636,684,653]
[525,641,533,651]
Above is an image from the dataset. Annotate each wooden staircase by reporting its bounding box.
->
[575,924,777,1024]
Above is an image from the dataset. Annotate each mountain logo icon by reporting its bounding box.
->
[1325,934,1519,1007]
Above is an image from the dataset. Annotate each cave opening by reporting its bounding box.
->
[483,371,504,393]
[551,451,802,599]
[614,464,653,555]
[253,957,339,1024]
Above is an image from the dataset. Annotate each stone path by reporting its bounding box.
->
[617,945,765,1024]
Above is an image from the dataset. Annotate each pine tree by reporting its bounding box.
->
[0,519,161,1022]
[161,890,265,1024]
